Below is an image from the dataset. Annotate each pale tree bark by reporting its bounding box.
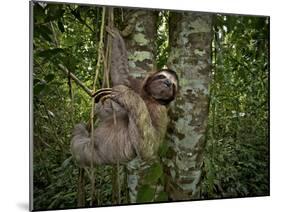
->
[120,9,158,203]
[164,12,213,200]
[121,9,157,77]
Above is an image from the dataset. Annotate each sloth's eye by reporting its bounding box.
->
[154,75,166,80]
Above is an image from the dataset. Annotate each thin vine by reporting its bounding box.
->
[89,6,106,206]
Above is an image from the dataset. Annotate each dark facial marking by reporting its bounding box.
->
[153,74,166,80]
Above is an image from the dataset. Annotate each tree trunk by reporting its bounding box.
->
[122,9,157,77]
[121,9,158,203]
[164,11,213,200]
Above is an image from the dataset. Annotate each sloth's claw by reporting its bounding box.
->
[92,88,112,98]
[100,94,112,104]
[92,88,112,103]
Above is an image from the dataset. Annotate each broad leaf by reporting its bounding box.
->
[136,185,155,203]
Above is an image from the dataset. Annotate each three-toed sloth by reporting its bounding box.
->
[71,28,178,166]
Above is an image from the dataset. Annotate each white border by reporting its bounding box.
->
[0,0,279,212]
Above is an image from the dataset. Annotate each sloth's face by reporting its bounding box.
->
[145,70,178,105]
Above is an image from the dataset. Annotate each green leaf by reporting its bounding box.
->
[33,78,41,85]
[136,185,155,203]
[44,74,55,82]
[143,163,163,184]
[37,48,64,59]
[155,191,168,202]
[34,83,46,95]
[45,5,65,22]
[57,19,65,33]
[71,10,83,22]
[34,3,46,24]
[36,25,53,42]
[158,142,169,156]
[61,156,72,168]
[62,53,78,71]
[47,110,55,118]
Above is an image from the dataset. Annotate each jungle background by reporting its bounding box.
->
[32,2,269,210]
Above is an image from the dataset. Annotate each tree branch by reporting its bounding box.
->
[58,64,92,97]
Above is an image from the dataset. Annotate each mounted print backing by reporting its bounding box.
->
[30,0,269,211]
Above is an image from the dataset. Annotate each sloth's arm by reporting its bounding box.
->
[107,27,130,87]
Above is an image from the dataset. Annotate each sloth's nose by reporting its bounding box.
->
[164,79,172,87]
